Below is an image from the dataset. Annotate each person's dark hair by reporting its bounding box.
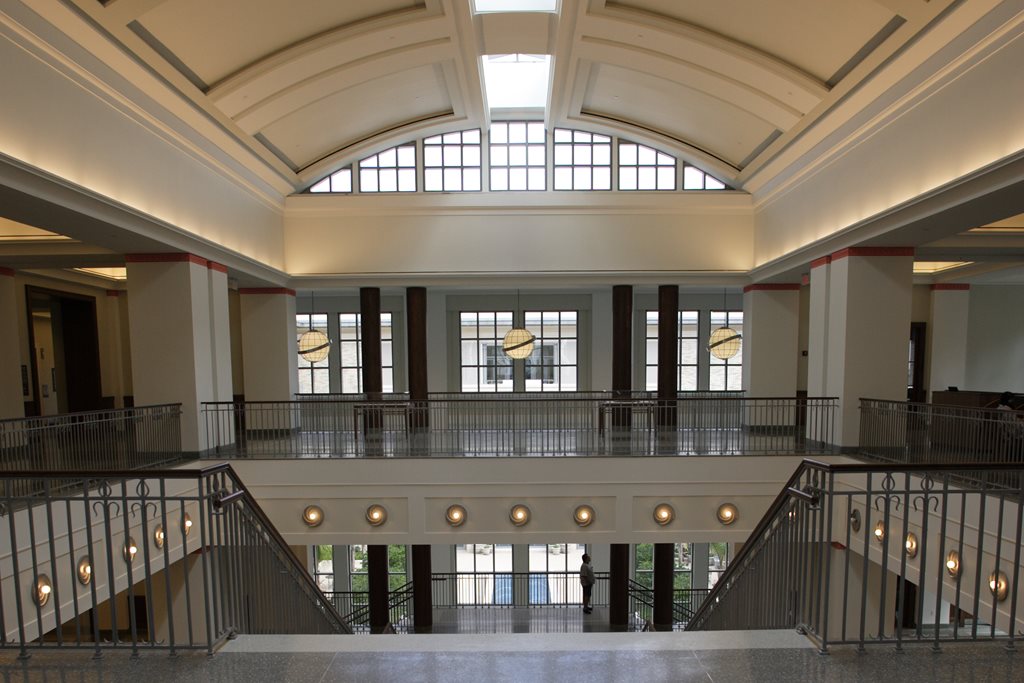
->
[582,554,591,563]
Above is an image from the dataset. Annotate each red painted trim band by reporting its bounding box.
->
[931,283,970,291]
[0,267,14,277]
[207,261,228,274]
[810,256,831,270]
[126,253,207,267]
[831,247,914,261]
[238,287,296,296]
[743,283,801,293]
[106,290,122,297]
[801,274,810,286]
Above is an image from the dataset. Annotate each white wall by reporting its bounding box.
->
[965,285,1024,392]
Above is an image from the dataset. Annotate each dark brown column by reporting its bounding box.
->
[406,287,429,432]
[412,544,433,633]
[368,544,389,634]
[360,287,383,397]
[611,286,633,433]
[653,542,674,630]
[609,543,629,629]
[657,285,678,428]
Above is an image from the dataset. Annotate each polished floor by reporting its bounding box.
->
[1,631,1019,682]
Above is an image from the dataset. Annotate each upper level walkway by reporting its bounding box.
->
[2,631,1017,683]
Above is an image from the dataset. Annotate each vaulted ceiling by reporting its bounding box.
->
[65,0,958,192]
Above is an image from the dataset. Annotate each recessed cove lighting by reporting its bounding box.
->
[474,0,557,13]
[912,261,972,274]
[483,54,550,111]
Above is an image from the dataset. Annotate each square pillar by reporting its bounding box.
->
[927,284,970,397]
[0,268,24,419]
[238,288,298,401]
[742,284,800,397]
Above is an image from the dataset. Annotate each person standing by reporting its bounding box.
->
[580,553,595,614]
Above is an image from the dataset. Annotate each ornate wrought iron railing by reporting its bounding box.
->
[0,464,349,658]
[687,459,1024,653]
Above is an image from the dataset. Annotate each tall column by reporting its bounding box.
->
[367,544,389,634]
[653,543,674,630]
[825,248,914,447]
[125,254,232,453]
[101,290,127,408]
[928,284,970,397]
[360,288,383,397]
[238,287,298,401]
[611,286,632,435]
[0,268,24,419]
[806,256,831,401]
[406,287,428,432]
[609,543,629,629]
[742,284,800,396]
[411,544,432,632]
[657,285,678,428]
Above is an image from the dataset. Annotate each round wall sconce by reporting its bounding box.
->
[786,508,798,522]
[653,503,674,526]
[33,574,52,607]
[123,537,138,564]
[182,513,193,536]
[849,509,861,533]
[510,504,530,527]
[366,504,387,527]
[303,505,324,527]
[446,504,467,527]
[904,532,918,558]
[989,570,1009,602]
[945,551,961,578]
[574,505,595,527]
[873,521,886,543]
[154,524,165,549]
[77,556,93,585]
[716,503,738,526]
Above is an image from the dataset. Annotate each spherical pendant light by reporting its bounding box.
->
[502,328,536,360]
[708,326,742,360]
[298,328,331,363]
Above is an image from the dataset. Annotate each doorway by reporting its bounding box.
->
[25,286,103,416]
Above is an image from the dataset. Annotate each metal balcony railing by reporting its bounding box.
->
[430,571,609,608]
[686,459,1024,653]
[0,464,350,658]
[860,399,1024,469]
[204,395,836,458]
[0,405,185,476]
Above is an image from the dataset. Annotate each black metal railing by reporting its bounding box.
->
[430,571,608,608]
[687,459,1024,653]
[0,464,349,657]
[0,405,185,477]
[861,399,1024,468]
[325,583,413,633]
[203,395,835,458]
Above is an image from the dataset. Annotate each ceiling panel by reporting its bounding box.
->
[584,64,776,168]
[259,64,451,169]
[611,0,895,81]
[137,0,422,85]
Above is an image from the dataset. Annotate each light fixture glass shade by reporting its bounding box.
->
[716,503,738,525]
[502,328,535,359]
[574,505,595,527]
[303,505,324,527]
[366,504,387,526]
[182,513,193,536]
[945,551,961,578]
[154,524,165,549]
[989,570,1009,601]
[33,574,52,607]
[123,538,139,564]
[904,532,918,558]
[298,329,331,363]
[873,521,886,543]
[653,503,674,526]
[446,504,467,527]
[707,326,742,360]
[510,504,530,526]
[77,556,93,585]
[849,509,861,532]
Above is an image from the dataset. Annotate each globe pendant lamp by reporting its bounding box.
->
[503,290,535,360]
[707,289,741,360]
[298,290,331,363]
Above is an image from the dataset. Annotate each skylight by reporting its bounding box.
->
[474,0,558,13]
[482,54,550,111]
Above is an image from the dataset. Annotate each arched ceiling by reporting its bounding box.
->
[65,0,957,192]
